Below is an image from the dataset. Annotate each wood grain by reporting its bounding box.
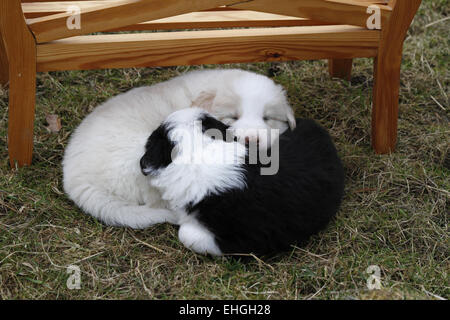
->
[228,0,392,28]
[22,3,333,30]
[22,1,118,18]
[0,33,8,85]
[328,58,353,81]
[371,0,422,154]
[36,25,380,72]
[0,0,37,167]
[22,2,242,18]
[27,0,240,43]
[104,11,332,31]
[354,0,389,3]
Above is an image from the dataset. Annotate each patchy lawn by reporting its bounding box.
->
[0,1,448,299]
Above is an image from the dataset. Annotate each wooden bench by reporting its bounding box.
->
[0,0,422,168]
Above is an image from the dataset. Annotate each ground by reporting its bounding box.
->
[0,1,448,299]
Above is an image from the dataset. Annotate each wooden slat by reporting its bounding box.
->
[37,25,380,72]
[21,0,96,2]
[27,0,240,43]
[353,0,389,3]
[24,7,333,30]
[22,1,118,18]
[228,0,392,29]
[106,11,333,31]
[23,1,238,18]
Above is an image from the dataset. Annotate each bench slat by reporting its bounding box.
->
[27,0,240,43]
[229,0,392,29]
[22,1,118,18]
[22,1,239,18]
[25,9,334,30]
[37,25,380,72]
[107,11,332,31]
[27,0,392,43]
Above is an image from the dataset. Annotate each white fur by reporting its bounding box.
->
[178,213,222,256]
[63,69,294,229]
[197,70,296,150]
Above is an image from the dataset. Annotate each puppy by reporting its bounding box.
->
[63,69,296,229]
[140,108,345,256]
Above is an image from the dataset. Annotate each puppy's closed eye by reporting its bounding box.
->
[220,116,238,126]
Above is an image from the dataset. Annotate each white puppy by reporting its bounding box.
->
[63,69,296,229]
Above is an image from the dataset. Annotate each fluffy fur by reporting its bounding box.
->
[141,108,345,256]
[63,69,295,229]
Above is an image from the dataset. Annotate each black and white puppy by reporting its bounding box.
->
[140,108,345,256]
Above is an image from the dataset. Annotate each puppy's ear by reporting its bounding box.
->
[140,125,175,176]
[286,107,297,130]
[192,90,217,112]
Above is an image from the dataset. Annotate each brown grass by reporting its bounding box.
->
[0,0,448,300]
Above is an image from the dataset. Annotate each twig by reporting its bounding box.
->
[131,233,167,255]
[425,16,450,28]
[421,286,446,300]
[430,95,446,111]
[226,253,275,271]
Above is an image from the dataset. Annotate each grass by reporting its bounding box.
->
[0,1,448,300]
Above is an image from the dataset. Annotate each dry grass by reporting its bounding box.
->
[0,1,448,300]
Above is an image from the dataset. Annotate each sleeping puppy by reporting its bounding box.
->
[140,108,345,256]
[63,69,296,229]
[191,69,296,150]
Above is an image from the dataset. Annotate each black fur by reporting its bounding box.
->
[200,114,230,141]
[141,115,231,175]
[188,118,345,256]
[140,123,175,175]
[141,116,345,256]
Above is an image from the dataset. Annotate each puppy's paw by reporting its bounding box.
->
[178,220,222,256]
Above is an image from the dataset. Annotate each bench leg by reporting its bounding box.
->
[1,0,37,168]
[328,59,352,81]
[8,50,36,168]
[371,0,422,154]
[371,54,401,154]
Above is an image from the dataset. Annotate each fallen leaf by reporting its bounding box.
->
[45,114,62,133]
